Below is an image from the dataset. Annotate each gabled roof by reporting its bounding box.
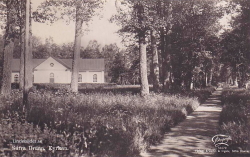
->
[12,58,105,72]
[12,59,45,72]
[59,59,105,71]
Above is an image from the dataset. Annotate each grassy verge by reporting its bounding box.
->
[0,87,214,157]
[220,88,250,151]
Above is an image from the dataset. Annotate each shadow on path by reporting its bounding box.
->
[141,88,223,157]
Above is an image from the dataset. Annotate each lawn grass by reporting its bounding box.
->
[0,86,214,157]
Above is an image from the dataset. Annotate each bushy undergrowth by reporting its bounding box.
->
[220,88,250,150]
[0,86,212,157]
[190,87,215,103]
[168,86,215,103]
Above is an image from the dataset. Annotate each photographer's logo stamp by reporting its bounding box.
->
[212,134,232,147]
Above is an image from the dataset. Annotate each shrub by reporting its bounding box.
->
[34,83,116,92]
[33,83,71,91]
[219,89,250,150]
[190,87,215,103]
[220,122,249,150]
[168,86,215,103]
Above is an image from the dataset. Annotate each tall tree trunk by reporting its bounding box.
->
[184,68,193,90]
[1,0,16,95]
[164,30,172,90]
[190,76,194,90]
[19,0,25,90]
[19,33,25,89]
[139,31,149,96]
[1,43,14,95]
[205,72,208,86]
[28,0,33,88]
[23,0,31,108]
[137,2,149,96]
[161,30,171,91]
[234,75,238,87]
[160,1,172,91]
[208,67,214,86]
[151,29,160,92]
[71,4,83,93]
[160,28,167,86]
[166,1,173,90]
[232,65,238,86]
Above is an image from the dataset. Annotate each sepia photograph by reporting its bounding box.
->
[0,0,249,156]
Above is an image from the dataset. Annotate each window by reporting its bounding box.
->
[50,73,54,83]
[78,74,82,82]
[50,63,54,67]
[14,74,19,83]
[93,74,97,82]
[50,73,54,78]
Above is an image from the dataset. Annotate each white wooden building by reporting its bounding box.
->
[11,57,105,84]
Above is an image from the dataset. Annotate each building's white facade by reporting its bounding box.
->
[12,57,105,84]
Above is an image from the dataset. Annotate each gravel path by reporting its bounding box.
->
[141,88,223,157]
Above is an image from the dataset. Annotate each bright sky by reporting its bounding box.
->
[0,0,234,48]
[32,0,123,48]
[31,0,233,48]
